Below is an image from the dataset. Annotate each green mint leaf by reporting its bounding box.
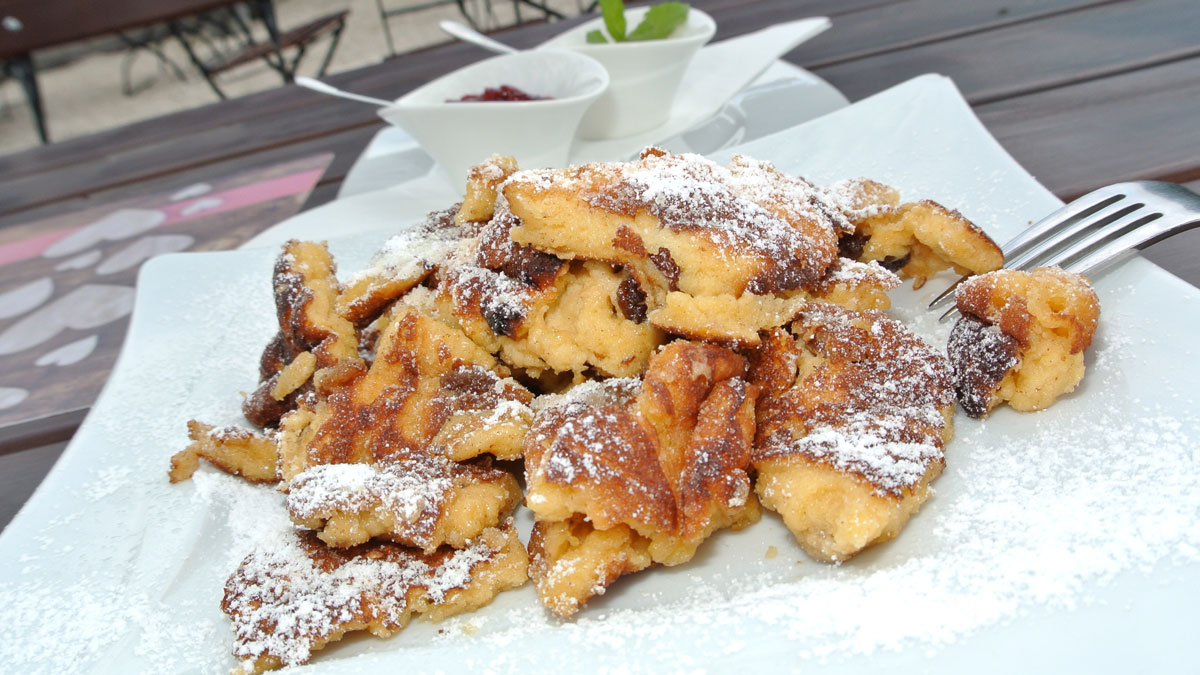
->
[598,0,627,42]
[586,29,608,43]
[628,2,689,41]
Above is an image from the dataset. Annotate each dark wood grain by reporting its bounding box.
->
[0,440,67,532]
[789,0,1124,67]
[812,0,1200,103]
[0,154,330,446]
[976,56,1200,199]
[5,0,1194,226]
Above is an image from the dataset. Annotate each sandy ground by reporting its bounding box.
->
[0,0,582,156]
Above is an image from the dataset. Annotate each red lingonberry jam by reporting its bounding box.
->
[453,85,549,102]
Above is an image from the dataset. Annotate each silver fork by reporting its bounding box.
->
[929,180,1200,321]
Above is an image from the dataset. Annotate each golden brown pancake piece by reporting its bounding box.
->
[222,521,528,674]
[523,340,760,615]
[830,178,1003,288]
[750,306,955,562]
[502,148,845,343]
[949,265,1100,416]
[168,420,279,484]
[276,305,533,482]
[286,454,522,551]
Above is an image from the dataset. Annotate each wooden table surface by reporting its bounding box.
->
[1,0,1198,529]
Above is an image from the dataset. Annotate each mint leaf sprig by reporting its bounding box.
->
[586,0,690,43]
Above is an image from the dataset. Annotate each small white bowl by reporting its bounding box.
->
[541,7,716,140]
[378,50,609,186]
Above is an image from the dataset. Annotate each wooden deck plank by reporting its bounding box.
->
[811,0,1200,103]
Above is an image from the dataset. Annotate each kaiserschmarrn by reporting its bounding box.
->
[163,149,1093,672]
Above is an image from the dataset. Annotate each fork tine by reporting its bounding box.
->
[1003,197,1140,271]
[937,209,1154,322]
[928,184,1130,310]
[999,184,1129,262]
[1031,208,1159,272]
[926,276,965,309]
[1066,211,1200,279]
[935,181,1200,322]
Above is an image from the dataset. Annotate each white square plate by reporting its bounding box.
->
[3,75,1198,674]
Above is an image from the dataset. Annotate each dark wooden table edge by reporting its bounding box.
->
[0,407,86,456]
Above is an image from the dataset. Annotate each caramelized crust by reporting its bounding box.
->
[831,179,1003,288]
[950,265,1100,416]
[750,307,955,562]
[243,374,312,429]
[502,149,843,341]
[456,154,520,225]
[277,306,533,482]
[168,420,279,484]
[286,454,522,551]
[222,522,528,674]
[273,240,358,367]
[523,341,760,615]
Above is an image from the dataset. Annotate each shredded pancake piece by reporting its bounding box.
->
[277,305,533,482]
[456,154,520,225]
[222,521,528,674]
[168,420,279,484]
[949,265,1100,417]
[502,148,845,344]
[286,454,521,551]
[272,240,358,367]
[523,340,760,616]
[829,178,1004,288]
[243,240,359,428]
[431,197,666,379]
[750,306,955,562]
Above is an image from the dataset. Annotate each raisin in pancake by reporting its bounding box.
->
[949,265,1100,417]
[501,149,843,344]
[222,521,527,674]
[830,178,1004,288]
[435,204,665,379]
[523,341,760,616]
[750,306,955,563]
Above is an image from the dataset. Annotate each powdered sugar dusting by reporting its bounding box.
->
[223,531,495,668]
[286,459,455,532]
[756,306,954,495]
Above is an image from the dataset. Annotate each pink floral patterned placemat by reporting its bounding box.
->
[0,153,332,433]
